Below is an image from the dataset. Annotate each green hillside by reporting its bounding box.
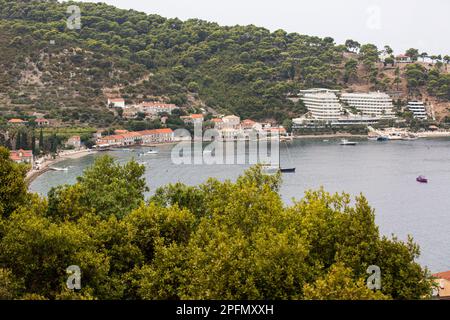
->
[0,0,448,126]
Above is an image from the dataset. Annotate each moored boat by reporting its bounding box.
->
[416,175,428,183]
[340,139,357,146]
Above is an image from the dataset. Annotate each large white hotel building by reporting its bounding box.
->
[340,92,395,118]
[299,89,343,120]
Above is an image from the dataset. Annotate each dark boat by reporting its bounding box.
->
[416,176,428,183]
[280,168,296,173]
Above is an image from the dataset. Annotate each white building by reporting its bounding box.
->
[107,98,126,108]
[407,101,428,119]
[222,115,241,129]
[340,92,395,118]
[138,102,179,115]
[301,92,343,120]
[66,136,81,149]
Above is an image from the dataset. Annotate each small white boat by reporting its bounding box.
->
[340,139,357,146]
[50,167,69,171]
[146,149,159,155]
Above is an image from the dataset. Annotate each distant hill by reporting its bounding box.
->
[0,0,448,126]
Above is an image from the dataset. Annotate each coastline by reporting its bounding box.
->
[26,149,98,184]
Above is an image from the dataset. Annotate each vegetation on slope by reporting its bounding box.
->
[0,0,448,126]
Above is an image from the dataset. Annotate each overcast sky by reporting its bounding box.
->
[72,0,450,55]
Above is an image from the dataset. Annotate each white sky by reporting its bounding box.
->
[70,0,450,55]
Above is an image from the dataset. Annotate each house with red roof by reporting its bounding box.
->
[181,114,204,125]
[433,271,450,300]
[395,54,412,63]
[107,97,126,108]
[35,118,50,127]
[9,149,34,168]
[66,136,81,149]
[8,118,27,126]
[96,128,174,147]
[140,128,174,144]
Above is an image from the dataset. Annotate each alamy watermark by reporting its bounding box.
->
[67,5,82,30]
[366,265,382,290]
[66,265,81,290]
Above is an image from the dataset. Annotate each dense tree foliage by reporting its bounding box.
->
[0,1,447,125]
[0,152,433,300]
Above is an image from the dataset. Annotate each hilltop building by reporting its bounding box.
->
[35,118,50,127]
[107,97,126,108]
[138,102,179,115]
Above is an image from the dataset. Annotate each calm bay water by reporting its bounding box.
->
[30,138,450,273]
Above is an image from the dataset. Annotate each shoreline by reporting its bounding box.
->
[26,149,98,184]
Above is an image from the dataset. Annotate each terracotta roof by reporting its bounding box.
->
[10,149,33,161]
[140,128,173,135]
[109,98,125,102]
[8,118,26,123]
[190,114,204,119]
[242,119,256,124]
[434,271,450,281]
[212,118,223,123]
[35,118,49,122]
[114,129,129,134]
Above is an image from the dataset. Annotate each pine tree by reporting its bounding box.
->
[39,129,44,153]
[31,130,36,155]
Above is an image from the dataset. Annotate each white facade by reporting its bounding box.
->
[407,101,427,119]
[139,102,179,115]
[222,115,241,128]
[301,92,343,120]
[340,92,395,118]
[107,98,126,108]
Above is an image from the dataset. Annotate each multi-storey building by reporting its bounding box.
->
[407,101,428,119]
[340,92,395,118]
[300,92,343,120]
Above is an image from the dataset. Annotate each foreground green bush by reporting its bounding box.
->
[0,148,433,299]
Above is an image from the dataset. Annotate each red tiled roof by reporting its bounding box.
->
[434,271,450,281]
[10,149,33,161]
[190,114,204,119]
[109,98,125,102]
[140,128,173,135]
[8,118,26,123]
[212,118,223,122]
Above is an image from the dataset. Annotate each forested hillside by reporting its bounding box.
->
[0,0,449,125]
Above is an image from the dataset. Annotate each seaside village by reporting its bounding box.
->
[5,88,450,174]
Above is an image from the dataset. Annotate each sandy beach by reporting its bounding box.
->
[26,149,98,184]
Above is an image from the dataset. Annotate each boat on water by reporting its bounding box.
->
[146,149,159,155]
[416,175,428,183]
[340,139,357,146]
[49,167,69,172]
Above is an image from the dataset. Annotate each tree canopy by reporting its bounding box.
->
[0,153,434,300]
